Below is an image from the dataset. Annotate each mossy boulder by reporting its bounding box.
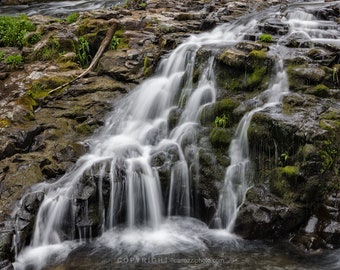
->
[200,98,240,127]
[209,127,233,148]
[215,47,274,92]
[308,84,330,98]
[286,63,338,96]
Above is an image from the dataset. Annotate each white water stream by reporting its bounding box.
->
[12,2,340,269]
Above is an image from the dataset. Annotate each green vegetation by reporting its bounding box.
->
[38,36,61,61]
[278,152,289,166]
[282,166,299,177]
[75,123,96,136]
[0,15,36,47]
[77,36,91,67]
[26,33,41,45]
[27,82,50,100]
[259,33,273,43]
[125,0,147,9]
[66,12,79,24]
[140,2,147,9]
[312,84,330,97]
[209,127,232,148]
[216,48,273,93]
[319,140,338,174]
[214,115,229,128]
[200,98,239,127]
[110,35,120,50]
[4,54,23,68]
[270,167,298,203]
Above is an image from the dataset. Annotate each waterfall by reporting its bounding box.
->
[213,58,289,232]
[13,1,339,268]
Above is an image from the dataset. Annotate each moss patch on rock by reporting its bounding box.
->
[209,127,232,148]
[200,98,240,127]
[215,48,274,93]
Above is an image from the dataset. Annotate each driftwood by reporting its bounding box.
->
[49,19,119,95]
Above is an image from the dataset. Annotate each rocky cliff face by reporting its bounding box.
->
[0,0,339,267]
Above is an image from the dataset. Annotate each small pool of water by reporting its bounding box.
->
[14,217,340,270]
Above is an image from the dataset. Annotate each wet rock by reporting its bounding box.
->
[259,17,289,35]
[283,32,313,48]
[215,47,274,92]
[234,186,308,239]
[0,231,14,262]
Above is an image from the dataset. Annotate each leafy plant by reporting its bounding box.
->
[259,33,273,43]
[39,37,61,60]
[110,35,120,50]
[4,54,23,68]
[140,2,147,9]
[26,32,41,45]
[214,115,229,128]
[278,152,289,167]
[0,15,36,47]
[77,36,91,67]
[66,12,79,24]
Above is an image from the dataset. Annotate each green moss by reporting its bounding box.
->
[248,49,267,60]
[35,36,61,61]
[319,140,338,174]
[282,166,299,177]
[23,76,69,110]
[246,66,267,89]
[247,113,272,146]
[18,95,38,111]
[114,29,129,49]
[66,12,79,24]
[0,118,10,128]
[215,98,240,113]
[321,111,340,121]
[216,49,273,93]
[143,54,153,76]
[259,34,273,43]
[75,123,95,136]
[311,84,330,97]
[209,127,232,148]
[319,119,340,138]
[58,60,79,70]
[270,168,297,203]
[200,98,240,127]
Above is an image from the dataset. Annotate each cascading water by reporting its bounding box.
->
[0,0,124,16]
[213,58,289,232]
[12,2,340,269]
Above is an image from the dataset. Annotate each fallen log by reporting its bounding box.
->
[49,19,119,95]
